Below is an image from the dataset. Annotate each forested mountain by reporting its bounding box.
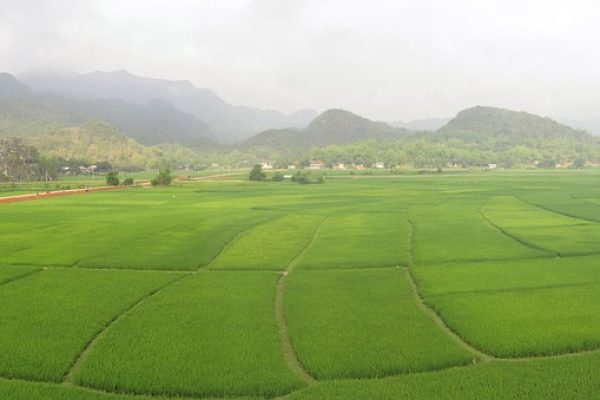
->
[2,68,600,172]
[243,109,406,152]
[0,73,216,146]
[302,106,600,168]
[18,70,318,143]
[439,106,586,141]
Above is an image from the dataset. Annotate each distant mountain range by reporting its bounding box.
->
[1,68,600,171]
[18,70,318,143]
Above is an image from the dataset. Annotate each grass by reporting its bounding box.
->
[284,268,474,379]
[74,271,305,398]
[210,214,322,270]
[294,212,410,269]
[0,268,181,382]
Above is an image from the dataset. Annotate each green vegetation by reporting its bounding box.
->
[0,265,40,284]
[285,269,473,379]
[105,172,119,186]
[0,190,269,270]
[411,201,549,264]
[75,271,304,397]
[1,171,600,398]
[211,215,321,270]
[0,268,180,381]
[249,164,266,181]
[482,196,600,256]
[295,212,410,269]
[287,353,600,399]
[431,283,600,357]
[150,169,172,186]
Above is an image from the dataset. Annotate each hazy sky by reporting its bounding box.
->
[1,0,599,121]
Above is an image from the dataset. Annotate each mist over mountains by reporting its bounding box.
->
[1,69,600,172]
[17,70,318,143]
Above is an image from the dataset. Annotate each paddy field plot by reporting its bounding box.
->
[482,196,600,256]
[0,190,272,270]
[294,212,410,269]
[1,172,600,398]
[210,214,322,270]
[429,283,600,357]
[410,201,549,264]
[287,351,600,400]
[0,265,40,285]
[284,268,473,379]
[0,268,181,381]
[74,271,304,398]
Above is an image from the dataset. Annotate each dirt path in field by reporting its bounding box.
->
[274,218,328,389]
[0,185,129,205]
[405,219,495,363]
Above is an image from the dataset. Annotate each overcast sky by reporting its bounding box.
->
[1,0,599,121]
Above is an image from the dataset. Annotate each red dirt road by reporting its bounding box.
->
[0,185,127,204]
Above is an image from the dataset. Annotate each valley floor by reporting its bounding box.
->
[1,170,600,399]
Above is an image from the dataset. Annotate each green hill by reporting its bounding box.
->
[439,106,589,142]
[294,106,600,169]
[27,120,153,170]
[243,109,406,152]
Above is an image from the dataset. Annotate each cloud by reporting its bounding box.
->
[0,0,599,120]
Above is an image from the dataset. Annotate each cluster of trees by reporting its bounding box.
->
[151,169,172,186]
[248,164,324,184]
[218,129,600,170]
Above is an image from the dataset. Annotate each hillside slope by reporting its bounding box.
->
[243,109,406,152]
[0,73,215,146]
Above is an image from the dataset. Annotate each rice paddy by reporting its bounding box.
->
[1,170,600,399]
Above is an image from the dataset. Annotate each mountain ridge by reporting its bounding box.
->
[18,70,318,143]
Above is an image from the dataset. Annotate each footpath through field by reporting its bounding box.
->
[0,185,132,204]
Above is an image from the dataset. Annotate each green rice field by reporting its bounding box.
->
[1,170,600,399]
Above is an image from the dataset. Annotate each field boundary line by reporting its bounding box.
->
[296,265,404,272]
[62,273,189,384]
[478,211,558,256]
[69,265,193,274]
[402,267,495,362]
[518,197,600,224]
[405,218,494,362]
[0,267,44,288]
[274,217,328,387]
[429,280,600,300]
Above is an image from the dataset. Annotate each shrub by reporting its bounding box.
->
[122,177,134,186]
[151,169,172,186]
[270,172,284,182]
[106,172,119,186]
[249,164,266,181]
